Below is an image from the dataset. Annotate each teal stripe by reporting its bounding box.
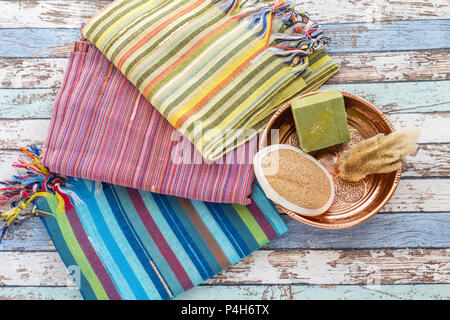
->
[89,182,163,299]
[112,185,184,294]
[137,189,204,285]
[189,200,241,263]
[252,183,289,236]
[66,180,136,299]
[167,197,222,275]
[219,204,260,253]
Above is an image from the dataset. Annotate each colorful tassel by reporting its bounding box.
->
[0,146,62,242]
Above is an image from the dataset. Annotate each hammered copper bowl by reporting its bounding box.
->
[260,91,402,229]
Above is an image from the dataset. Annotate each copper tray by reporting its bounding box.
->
[260,91,401,229]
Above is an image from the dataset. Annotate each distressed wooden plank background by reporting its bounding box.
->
[0,0,449,300]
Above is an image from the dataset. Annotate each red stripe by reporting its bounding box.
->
[54,185,122,300]
[246,200,279,241]
[127,188,194,291]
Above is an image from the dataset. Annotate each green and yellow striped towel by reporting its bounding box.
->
[82,0,339,160]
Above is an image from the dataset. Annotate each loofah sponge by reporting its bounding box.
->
[253,144,335,216]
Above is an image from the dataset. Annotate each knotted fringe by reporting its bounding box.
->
[215,0,329,72]
[0,146,63,241]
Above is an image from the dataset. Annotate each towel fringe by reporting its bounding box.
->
[216,0,329,72]
[0,146,62,241]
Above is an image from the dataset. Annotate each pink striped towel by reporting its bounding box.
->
[42,41,257,204]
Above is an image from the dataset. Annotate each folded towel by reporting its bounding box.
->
[42,41,257,205]
[0,148,288,300]
[82,0,339,160]
[39,178,287,300]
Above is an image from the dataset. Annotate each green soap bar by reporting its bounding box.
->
[291,90,350,153]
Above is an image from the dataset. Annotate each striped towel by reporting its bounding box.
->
[42,41,257,205]
[82,0,339,160]
[37,178,288,300]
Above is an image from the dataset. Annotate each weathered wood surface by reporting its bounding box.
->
[0,58,67,88]
[2,20,450,58]
[207,249,450,285]
[1,284,450,300]
[1,211,450,251]
[1,81,449,119]
[2,0,449,29]
[0,249,448,286]
[2,49,449,89]
[1,112,449,151]
[2,143,449,180]
[330,50,450,83]
[0,0,449,300]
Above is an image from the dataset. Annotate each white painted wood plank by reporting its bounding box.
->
[402,144,450,177]
[1,143,448,180]
[1,0,449,28]
[0,119,49,150]
[207,249,450,285]
[0,58,67,88]
[382,179,450,212]
[1,161,448,214]
[0,1,109,28]
[1,284,450,300]
[0,169,446,213]
[0,251,75,287]
[0,249,447,286]
[330,50,450,83]
[0,112,447,150]
[177,283,450,300]
[0,286,83,300]
[1,49,449,88]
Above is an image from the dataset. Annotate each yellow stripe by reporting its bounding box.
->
[103,0,184,59]
[82,0,131,39]
[179,53,277,134]
[169,12,274,125]
[47,193,109,300]
[124,0,214,80]
[168,31,270,125]
[309,54,331,71]
[96,0,161,48]
[233,204,268,247]
[199,65,291,146]
[151,18,244,109]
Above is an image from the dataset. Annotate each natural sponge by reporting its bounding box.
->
[338,128,421,181]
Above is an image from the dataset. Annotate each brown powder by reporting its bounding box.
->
[261,149,331,209]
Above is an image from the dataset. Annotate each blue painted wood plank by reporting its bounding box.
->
[0,20,449,57]
[1,284,449,300]
[266,213,450,249]
[0,88,56,118]
[0,28,79,58]
[325,19,450,53]
[1,81,449,119]
[322,81,450,114]
[2,212,449,251]
[0,219,52,251]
